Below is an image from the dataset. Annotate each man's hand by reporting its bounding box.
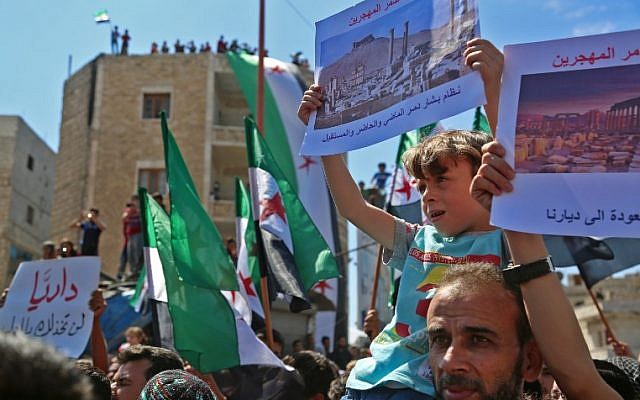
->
[363,308,381,341]
[608,337,635,358]
[470,141,514,211]
[297,84,323,125]
[88,290,107,317]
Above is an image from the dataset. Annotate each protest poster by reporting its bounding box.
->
[0,257,100,357]
[300,0,485,155]
[492,29,640,238]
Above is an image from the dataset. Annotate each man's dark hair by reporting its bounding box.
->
[0,332,95,399]
[321,336,330,342]
[438,263,533,346]
[89,208,99,214]
[593,359,637,399]
[328,374,348,400]
[75,360,111,400]
[118,345,184,380]
[287,350,338,399]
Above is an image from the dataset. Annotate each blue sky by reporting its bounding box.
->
[2,0,639,334]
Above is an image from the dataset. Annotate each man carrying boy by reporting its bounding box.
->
[298,38,504,399]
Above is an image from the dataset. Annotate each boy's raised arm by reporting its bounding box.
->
[298,85,396,250]
[472,142,621,400]
[464,38,503,135]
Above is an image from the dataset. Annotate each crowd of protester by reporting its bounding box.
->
[3,31,640,400]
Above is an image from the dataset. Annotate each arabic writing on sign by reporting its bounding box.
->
[8,312,86,337]
[551,45,640,68]
[546,208,640,226]
[321,85,461,143]
[622,47,640,61]
[348,0,401,26]
[552,46,615,68]
[28,267,79,312]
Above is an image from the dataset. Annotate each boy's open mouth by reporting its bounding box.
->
[429,210,445,220]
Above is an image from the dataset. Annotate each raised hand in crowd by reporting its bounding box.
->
[88,290,109,373]
[363,308,380,342]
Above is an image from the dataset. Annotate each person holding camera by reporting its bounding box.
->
[69,208,106,256]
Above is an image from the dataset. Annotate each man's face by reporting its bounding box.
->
[337,337,347,348]
[416,157,491,236]
[322,338,330,349]
[427,283,538,400]
[111,359,151,400]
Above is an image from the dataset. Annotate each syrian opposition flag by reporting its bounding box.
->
[389,123,444,224]
[227,52,335,252]
[233,177,265,320]
[245,117,340,313]
[228,51,340,337]
[473,106,491,135]
[161,113,238,291]
[543,236,640,288]
[93,9,110,23]
[139,189,285,372]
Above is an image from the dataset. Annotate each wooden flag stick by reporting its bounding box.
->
[585,286,618,343]
[255,0,273,351]
[257,0,265,135]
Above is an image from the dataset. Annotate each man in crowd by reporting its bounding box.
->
[118,196,144,281]
[70,208,106,256]
[329,336,352,371]
[41,240,56,259]
[0,332,95,399]
[111,345,184,400]
[286,350,338,400]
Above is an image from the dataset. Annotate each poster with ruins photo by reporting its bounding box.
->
[299,0,484,155]
[492,29,640,238]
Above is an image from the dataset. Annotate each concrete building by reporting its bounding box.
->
[0,116,56,289]
[50,52,348,347]
[564,272,640,359]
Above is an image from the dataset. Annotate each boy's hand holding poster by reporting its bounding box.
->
[300,0,485,155]
[492,29,640,238]
[0,257,100,357]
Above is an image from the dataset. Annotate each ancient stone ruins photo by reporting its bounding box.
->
[514,63,640,174]
[315,0,478,129]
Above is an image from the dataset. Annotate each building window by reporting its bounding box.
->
[27,155,34,170]
[138,168,167,194]
[26,205,34,225]
[143,93,171,119]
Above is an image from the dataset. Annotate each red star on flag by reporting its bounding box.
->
[298,156,317,173]
[395,175,413,202]
[228,290,237,303]
[239,271,256,297]
[260,192,287,223]
[269,64,285,74]
[313,280,333,296]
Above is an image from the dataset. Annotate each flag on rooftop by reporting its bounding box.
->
[245,117,340,312]
[93,10,110,24]
[139,189,285,372]
[161,112,238,291]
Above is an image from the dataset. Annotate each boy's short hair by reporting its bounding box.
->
[403,129,491,179]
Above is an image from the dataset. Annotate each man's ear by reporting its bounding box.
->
[522,339,543,382]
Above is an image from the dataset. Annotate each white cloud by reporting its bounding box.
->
[565,5,608,19]
[572,21,616,37]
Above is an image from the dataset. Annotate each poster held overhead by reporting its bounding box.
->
[492,29,640,238]
[0,257,100,357]
[300,0,485,155]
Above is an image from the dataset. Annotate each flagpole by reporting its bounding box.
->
[257,0,265,135]
[255,0,275,351]
[585,285,618,343]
